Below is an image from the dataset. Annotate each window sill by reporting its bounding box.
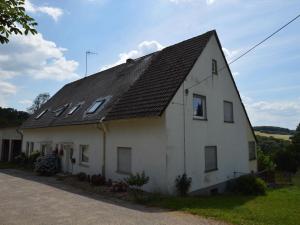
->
[116,170,131,176]
[79,162,89,168]
[205,168,218,173]
[193,117,207,121]
[224,121,234,123]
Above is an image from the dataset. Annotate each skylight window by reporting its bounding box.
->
[87,99,105,114]
[68,104,81,115]
[54,104,69,117]
[35,109,48,119]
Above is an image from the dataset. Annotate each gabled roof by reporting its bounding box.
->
[22,30,215,129]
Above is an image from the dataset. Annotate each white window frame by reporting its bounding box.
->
[79,145,89,164]
[35,109,48,119]
[224,101,234,123]
[205,146,218,172]
[193,94,207,120]
[117,147,132,175]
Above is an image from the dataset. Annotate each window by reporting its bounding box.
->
[224,101,234,123]
[30,142,34,154]
[205,146,218,172]
[87,99,105,114]
[249,141,256,160]
[79,145,89,163]
[117,147,131,174]
[193,94,207,119]
[54,104,69,117]
[212,59,218,75]
[35,109,48,119]
[68,104,81,115]
[26,142,30,156]
[40,143,51,156]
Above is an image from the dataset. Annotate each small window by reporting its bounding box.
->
[205,146,218,172]
[79,145,89,163]
[35,109,48,119]
[30,142,34,154]
[249,141,256,160]
[193,94,207,119]
[212,59,218,75]
[87,99,105,114]
[54,104,69,117]
[68,104,81,115]
[224,101,234,123]
[117,147,131,174]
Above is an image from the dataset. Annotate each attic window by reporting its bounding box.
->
[87,99,105,114]
[35,109,48,119]
[212,59,218,75]
[68,104,81,115]
[54,104,69,117]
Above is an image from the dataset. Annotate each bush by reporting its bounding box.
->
[231,175,267,195]
[91,174,106,186]
[275,149,298,173]
[34,153,60,176]
[175,174,192,196]
[257,148,276,172]
[77,172,87,182]
[124,171,149,190]
[13,152,27,165]
[28,152,41,167]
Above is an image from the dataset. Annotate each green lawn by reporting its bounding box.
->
[148,173,300,225]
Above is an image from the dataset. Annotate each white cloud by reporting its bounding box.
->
[25,0,63,21]
[101,40,164,70]
[206,0,216,4]
[222,47,240,62]
[0,81,17,107]
[232,72,239,77]
[0,32,79,81]
[242,95,300,129]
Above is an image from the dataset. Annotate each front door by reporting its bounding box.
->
[62,144,73,173]
[1,140,10,162]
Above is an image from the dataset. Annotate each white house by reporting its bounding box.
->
[0,126,22,162]
[21,30,257,194]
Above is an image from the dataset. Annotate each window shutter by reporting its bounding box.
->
[117,147,132,174]
[205,146,217,171]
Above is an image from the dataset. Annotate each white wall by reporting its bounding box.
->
[104,117,168,193]
[164,34,257,193]
[22,124,103,175]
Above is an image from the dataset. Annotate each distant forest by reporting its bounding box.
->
[254,126,295,135]
[0,107,29,128]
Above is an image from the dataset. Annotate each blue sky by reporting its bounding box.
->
[0,0,299,129]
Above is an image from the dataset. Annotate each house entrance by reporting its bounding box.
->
[62,144,73,173]
[1,140,10,162]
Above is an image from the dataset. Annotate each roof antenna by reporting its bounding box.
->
[85,50,97,77]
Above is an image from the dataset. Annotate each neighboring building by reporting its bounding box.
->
[21,30,257,194]
[0,126,22,162]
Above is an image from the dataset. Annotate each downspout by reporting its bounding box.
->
[97,117,108,177]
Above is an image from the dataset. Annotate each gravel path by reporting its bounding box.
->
[0,169,227,225]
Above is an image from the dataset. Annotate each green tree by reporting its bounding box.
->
[27,93,50,114]
[0,0,37,44]
[291,123,300,146]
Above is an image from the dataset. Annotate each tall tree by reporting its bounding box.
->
[291,123,300,146]
[27,93,50,114]
[0,0,37,44]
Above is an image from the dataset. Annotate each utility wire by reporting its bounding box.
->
[187,13,300,90]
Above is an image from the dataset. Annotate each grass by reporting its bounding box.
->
[255,131,291,141]
[147,172,300,225]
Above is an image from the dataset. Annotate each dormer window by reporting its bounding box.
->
[35,109,48,119]
[54,104,69,117]
[212,59,218,75]
[68,104,81,115]
[87,99,105,114]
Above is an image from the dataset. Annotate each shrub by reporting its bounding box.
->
[28,152,41,167]
[34,153,60,176]
[124,171,149,190]
[257,148,276,172]
[275,149,298,173]
[175,173,192,196]
[77,172,87,182]
[13,152,27,165]
[91,174,106,186]
[231,175,267,195]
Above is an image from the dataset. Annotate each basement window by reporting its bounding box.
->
[68,104,81,115]
[87,99,105,114]
[35,109,48,119]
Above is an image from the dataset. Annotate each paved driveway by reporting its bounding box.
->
[0,170,226,225]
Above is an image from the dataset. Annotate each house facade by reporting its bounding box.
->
[21,30,257,194]
[0,126,22,162]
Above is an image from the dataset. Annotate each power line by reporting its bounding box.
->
[187,13,300,90]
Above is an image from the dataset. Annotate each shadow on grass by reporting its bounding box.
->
[0,168,168,214]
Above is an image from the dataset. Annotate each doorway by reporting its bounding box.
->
[11,140,22,160]
[1,140,10,162]
[62,144,73,173]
